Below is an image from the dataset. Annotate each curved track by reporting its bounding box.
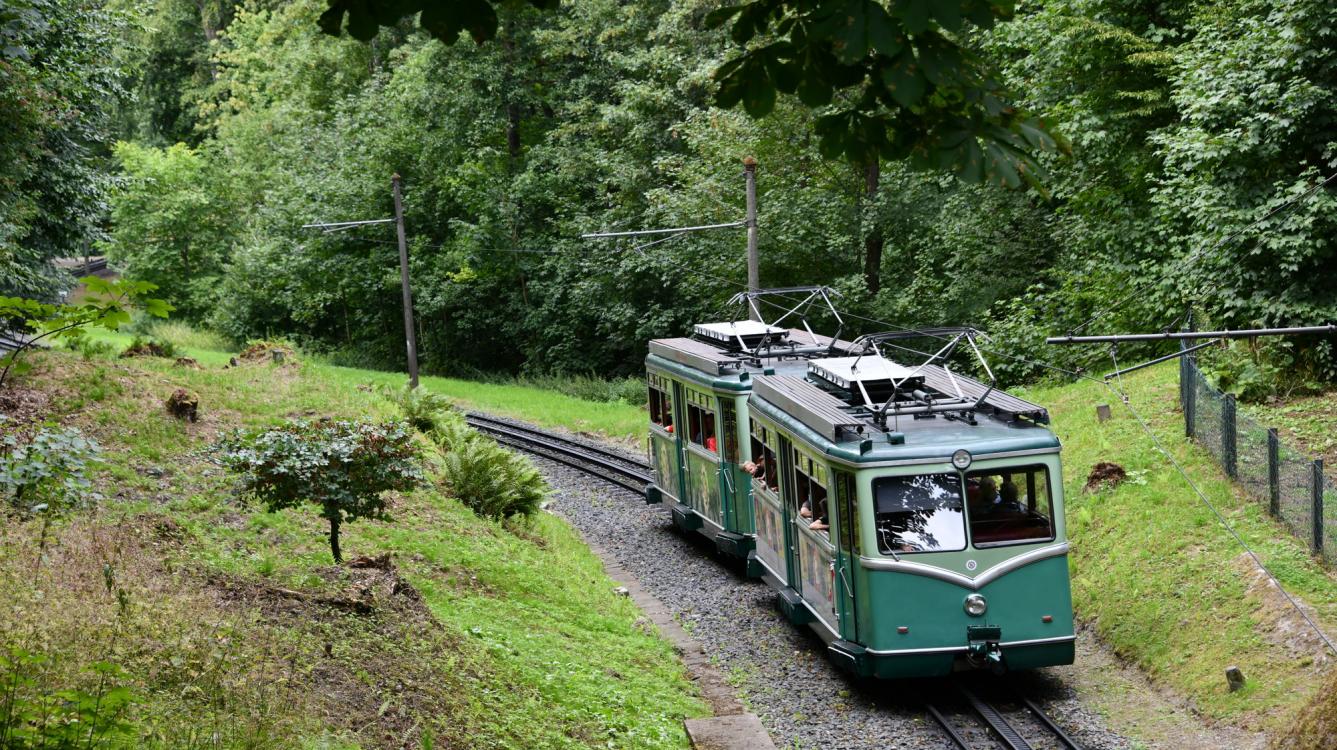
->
[469,412,1086,750]
[464,412,651,494]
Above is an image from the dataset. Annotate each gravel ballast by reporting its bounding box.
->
[498,422,1135,750]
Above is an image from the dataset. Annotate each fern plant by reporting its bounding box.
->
[429,412,546,520]
[377,383,455,432]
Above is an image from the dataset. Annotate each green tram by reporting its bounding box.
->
[646,325,1075,679]
[645,319,849,559]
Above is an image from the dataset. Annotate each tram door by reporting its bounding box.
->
[833,471,859,642]
[777,435,802,590]
[670,381,688,499]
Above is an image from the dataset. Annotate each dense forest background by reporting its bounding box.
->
[2,0,1335,393]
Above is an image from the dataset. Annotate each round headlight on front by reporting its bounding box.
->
[951,449,972,470]
[964,593,988,617]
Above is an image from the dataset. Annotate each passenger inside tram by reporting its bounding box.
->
[965,466,1054,546]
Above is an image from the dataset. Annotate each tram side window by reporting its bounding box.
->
[747,421,779,492]
[649,386,673,432]
[794,457,829,535]
[965,466,1055,547]
[687,403,717,452]
[873,473,966,554]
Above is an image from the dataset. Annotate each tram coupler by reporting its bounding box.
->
[644,484,663,505]
[966,625,1006,674]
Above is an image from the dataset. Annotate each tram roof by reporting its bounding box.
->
[646,322,859,383]
[749,379,1060,465]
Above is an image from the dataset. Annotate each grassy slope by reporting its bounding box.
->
[1024,367,1337,731]
[2,348,704,749]
[87,328,646,442]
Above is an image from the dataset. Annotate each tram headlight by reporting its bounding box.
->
[964,594,988,617]
[951,449,972,470]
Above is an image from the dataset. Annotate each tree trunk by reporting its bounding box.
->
[863,160,883,296]
[328,511,342,564]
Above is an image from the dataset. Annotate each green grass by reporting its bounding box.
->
[2,348,704,749]
[1027,366,1337,728]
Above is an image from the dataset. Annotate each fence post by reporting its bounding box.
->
[1222,394,1237,479]
[1267,428,1280,518]
[1185,357,1197,439]
[1313,459,1325,555]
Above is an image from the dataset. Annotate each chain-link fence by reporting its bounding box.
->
[1182,353,1333,562]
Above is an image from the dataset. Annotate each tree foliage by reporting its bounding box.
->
[0,0,127,300]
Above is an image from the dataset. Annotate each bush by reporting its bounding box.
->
[377,383,456,432]
[212,420,422,563]
[429,413,547,521]
[0,647,136,749]
[125,318,232,353]
[0,420,102,515]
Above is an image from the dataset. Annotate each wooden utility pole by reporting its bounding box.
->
[391,174,420,389]
[743,156,759,320]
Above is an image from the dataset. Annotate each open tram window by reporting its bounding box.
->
[965,465,1055,547]
[873,473,966,554]
[719,401,738,463]
[792,450,829,535]
[747,419,779,493]
[648,375,673,432]
[685,392,717,452]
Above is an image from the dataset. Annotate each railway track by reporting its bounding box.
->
[464,412,651,494]
[927,685,1083,750]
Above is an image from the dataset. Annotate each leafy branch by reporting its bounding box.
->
[0,277,173,390]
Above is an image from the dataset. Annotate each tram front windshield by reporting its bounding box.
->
[873,473,966,554]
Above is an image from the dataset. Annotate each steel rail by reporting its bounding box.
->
[924,703,972,749]
[464,416,651,491]
[1021,697,1082,750]
[465,413,649,472]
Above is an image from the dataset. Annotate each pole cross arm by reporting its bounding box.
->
[1047,324,1337,344]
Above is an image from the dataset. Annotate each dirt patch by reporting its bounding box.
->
[120,340,169,358]
[205,557,478,749]
[238,340,296,364]
[0,384,52,431]
[1084,461,1127,492]
[1270,666,1337,749]
[1233,553,1333,670]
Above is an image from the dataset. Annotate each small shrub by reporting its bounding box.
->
[0,647,137,749]
[0,419,102,515]
[429,412,547,520]
[378,383,456,432]
[212,419,422,563]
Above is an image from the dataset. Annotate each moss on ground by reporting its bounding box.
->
[1,350,705,749]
